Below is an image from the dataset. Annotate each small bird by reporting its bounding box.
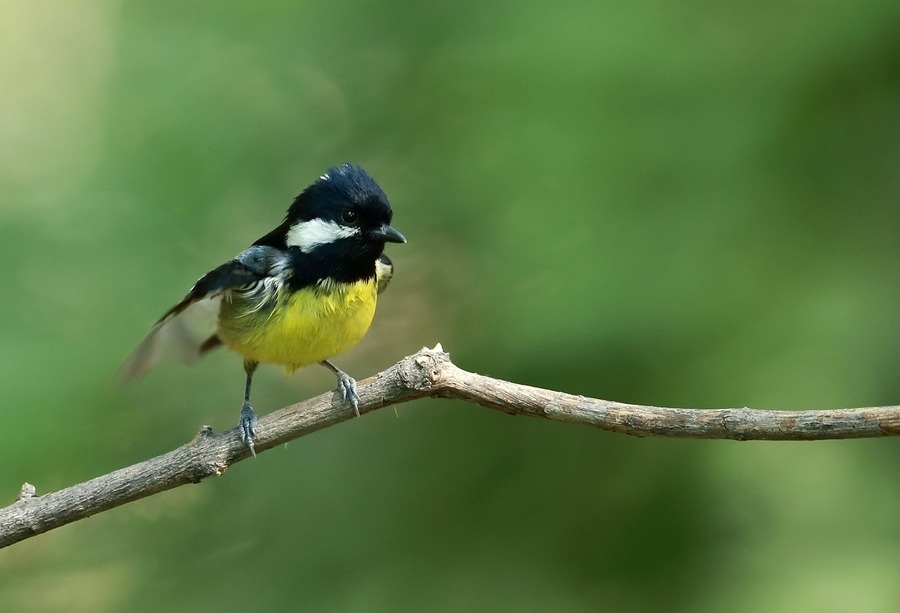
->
[122,164,406,453]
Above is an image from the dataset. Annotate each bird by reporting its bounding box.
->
[122,164,406,454]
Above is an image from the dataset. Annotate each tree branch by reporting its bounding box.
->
[3,344,898,548]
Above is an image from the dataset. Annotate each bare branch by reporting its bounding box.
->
[2,344,898,548]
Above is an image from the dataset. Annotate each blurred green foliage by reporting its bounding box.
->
[1,0,899,611]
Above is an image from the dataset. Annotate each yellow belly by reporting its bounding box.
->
[217,279,378,371]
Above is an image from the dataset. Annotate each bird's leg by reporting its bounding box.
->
[319,359,360,416]
[239,359,259,456]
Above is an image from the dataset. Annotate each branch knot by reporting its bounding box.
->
[398,344,450,391]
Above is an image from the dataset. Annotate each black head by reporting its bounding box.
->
[289,164,388,222]
[258,164,405,286]
[284,164,404,251]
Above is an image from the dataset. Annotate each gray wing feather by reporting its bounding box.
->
[120,246,286,380]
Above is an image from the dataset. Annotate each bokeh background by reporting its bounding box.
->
[2,1,899,611]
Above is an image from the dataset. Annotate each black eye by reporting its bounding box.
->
[341,210,359,224]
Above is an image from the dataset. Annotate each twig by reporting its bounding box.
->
[2,344,897,549]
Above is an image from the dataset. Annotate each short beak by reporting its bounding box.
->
[372,224,407,244]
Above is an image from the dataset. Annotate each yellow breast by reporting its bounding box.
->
[217,278,378,371]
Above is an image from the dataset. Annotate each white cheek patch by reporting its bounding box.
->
[286,219,359,253]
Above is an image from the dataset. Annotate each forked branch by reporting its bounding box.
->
[2,344,898,549]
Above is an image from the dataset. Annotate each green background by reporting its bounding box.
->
[2,1,899,611]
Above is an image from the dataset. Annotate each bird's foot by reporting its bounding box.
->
[320,360,361,417]
[239,402,258,457]
[336,372,360,417]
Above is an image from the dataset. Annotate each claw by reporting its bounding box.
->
[239,403,258,457]
[320,360,362,417]
[337,372,360,417]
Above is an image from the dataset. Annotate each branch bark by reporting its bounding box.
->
[3,344,898,548]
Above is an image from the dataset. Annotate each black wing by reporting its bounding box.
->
[120,246,286,379]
